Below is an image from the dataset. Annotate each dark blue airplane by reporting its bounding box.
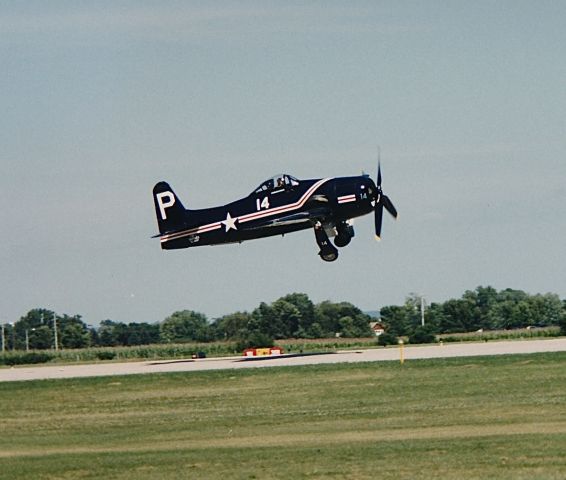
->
[152,165,397,261]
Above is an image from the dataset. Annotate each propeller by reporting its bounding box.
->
[374,160,398,241]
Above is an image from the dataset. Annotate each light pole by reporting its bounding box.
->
[25,328,36,352]
[53,313,59,351]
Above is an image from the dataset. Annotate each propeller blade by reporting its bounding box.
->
[382,195,398,219]
[373,153,397,240]
[375,204,383,241]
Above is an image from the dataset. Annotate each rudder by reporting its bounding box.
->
[153,182,187,234]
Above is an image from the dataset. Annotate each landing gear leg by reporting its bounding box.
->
[314,223,339,262]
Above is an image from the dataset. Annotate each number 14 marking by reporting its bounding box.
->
[256,197,270,211]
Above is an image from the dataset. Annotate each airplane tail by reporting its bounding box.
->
[152,181,188,235]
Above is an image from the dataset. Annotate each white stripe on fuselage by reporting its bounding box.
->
[160,177,333,244]
[337,194,356,204]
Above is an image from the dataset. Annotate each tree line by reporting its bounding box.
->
[3,294,373,350]
[3,287,566,351]
[379,286,566,344]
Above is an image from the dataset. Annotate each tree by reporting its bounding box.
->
[211,312,252,340]
[95,320,160,346]
[424,302,444,334]
[249,302,277,338]
[338,316,357,337]
[279,293,316,336]
[473,286,498,329]
[315,301,372,338]
[98,320,120,346]
[408,326,436,344]
[440,299,471,333]
[125,323,160,345]
[308,322,324,339]
[559,300,566,335]
[314,300,341,336]
[13,309,89,350]
[14,309,57,350]
[380,296,426,337]
[379,305,410,337]
[160,310,211,343]
[487,289,529,329]
[527,294,563,327]
[58,314,90,349]
[234,331,274,351]
[29,326,53,350]
[243,301,299,339]
[377,332,399,346]
[271,299,302,338]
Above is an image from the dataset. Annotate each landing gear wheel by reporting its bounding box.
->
[314,223,339,262]
[335,221,354,248]
[320,251,339,262]
[334,235,351,248]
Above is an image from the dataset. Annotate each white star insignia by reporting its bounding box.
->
[222,212,238,232]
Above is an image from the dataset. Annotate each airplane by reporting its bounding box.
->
[152,165,397,262]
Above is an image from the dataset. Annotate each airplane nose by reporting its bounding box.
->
[365,178,376,195]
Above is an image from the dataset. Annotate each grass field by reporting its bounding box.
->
[1,353,566,479]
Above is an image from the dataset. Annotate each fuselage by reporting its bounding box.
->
[157,175,376,250]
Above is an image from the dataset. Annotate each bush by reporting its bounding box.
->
[0,352,54,366]
[408,327,436,345]
[377,333,399,347]
[96,351,116,361]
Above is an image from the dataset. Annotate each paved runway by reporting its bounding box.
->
[1,338,566,382]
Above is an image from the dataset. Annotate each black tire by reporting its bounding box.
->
[320,252,338,262]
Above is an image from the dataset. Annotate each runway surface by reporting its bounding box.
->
[1,338,566,382]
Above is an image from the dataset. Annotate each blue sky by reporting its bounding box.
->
[2,1,565,325]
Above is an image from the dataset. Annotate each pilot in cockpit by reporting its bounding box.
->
[277,177,285,188]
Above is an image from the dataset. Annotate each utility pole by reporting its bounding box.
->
[53,313,59,351]
[26,328,36,351]
[1,324,5,352]
[420,295,425,327]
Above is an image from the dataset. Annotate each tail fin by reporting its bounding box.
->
[153,182,188,234]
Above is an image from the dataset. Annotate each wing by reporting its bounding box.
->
[242,207,331,230]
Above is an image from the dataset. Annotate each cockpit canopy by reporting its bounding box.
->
[252,174,300,195]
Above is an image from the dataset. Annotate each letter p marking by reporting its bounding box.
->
[156,191,175,220]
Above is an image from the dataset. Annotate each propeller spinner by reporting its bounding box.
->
[374,162,398,240]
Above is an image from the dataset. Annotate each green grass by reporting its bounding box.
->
[1,353,566,479]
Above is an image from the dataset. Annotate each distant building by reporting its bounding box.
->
[369,322,385,336]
